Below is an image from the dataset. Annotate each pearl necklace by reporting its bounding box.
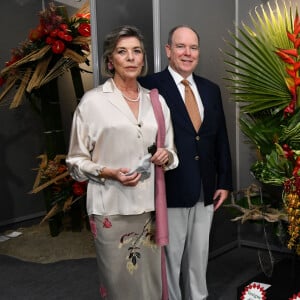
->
[122,87,140,102]
[112,78,140,102]
[122,94,140,102]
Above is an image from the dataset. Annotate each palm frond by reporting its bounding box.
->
[223,2,293,114]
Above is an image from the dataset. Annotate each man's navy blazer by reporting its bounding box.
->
[139,68,233,207]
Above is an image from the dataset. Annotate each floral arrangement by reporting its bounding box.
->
[223,0,300,254]
[30,154,87,224]
[0,2,91,235]
[0,1,90,108]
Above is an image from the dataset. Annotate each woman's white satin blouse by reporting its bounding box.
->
[66,78,178,216]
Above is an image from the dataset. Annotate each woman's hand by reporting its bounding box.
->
[151,148,170,166]
[100,167,141,186]
[115,168,141,186]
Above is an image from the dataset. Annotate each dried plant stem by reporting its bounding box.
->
[63,48,88,63]
[0,45,51,76]
[38,57,76,87]
[0,77,17,102]
[30,171,69,194]
[26,55,52,93]
[39,203,60,224]
[10,68,32,108]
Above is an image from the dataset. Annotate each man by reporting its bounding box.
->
[139,25,232,299]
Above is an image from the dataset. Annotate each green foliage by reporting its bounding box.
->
[223,1,300,186]
[279,109,300,149]
[251,144,294,185]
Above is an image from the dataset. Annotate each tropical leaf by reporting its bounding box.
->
[279,109,300,149]
[239,114,283,155]
[251,145,293,185]
[223,2,293,114]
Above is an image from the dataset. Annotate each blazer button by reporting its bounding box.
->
[195,136,200,141]
[194,155,200,160]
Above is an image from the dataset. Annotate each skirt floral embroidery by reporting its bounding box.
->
[119,214,156,274]
[90,212,162,300]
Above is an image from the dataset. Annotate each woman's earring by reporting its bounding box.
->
[108,61,113,70]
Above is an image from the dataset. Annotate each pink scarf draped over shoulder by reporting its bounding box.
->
[149,88,169,246]
[149,88,169,300]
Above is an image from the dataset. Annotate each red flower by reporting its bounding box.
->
[57,30,66,39]
[275,49,296,64]
[287,32,298,43]
[51,39,65,54]
[62,33,73,42]
[59,23,68,31]
[72,181,87,196]
[293,166,300,177]
[102,217,112,228]
[284,100,296,116]
[286,67,296,78]
[282,144,294,160]
[50,29,59,38]
[293,61,300,71]
[295,38,300,49]
[294,13,300,35]
[78,23,91,37]
[46,36,54,45]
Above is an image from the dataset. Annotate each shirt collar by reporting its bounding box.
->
[168,66,195,87]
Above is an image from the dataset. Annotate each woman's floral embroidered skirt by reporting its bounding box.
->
[90,212,162,299]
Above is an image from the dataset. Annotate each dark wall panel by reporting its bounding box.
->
[95,0,154,83]
[0,1,45,225]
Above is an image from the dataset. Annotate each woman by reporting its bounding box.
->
[66,25,178,300]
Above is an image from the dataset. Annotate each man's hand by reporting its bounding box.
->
[213,189,229,211]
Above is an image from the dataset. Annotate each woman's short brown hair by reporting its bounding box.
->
[101,25,148,78]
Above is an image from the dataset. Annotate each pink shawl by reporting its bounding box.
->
[150,88,169,300]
